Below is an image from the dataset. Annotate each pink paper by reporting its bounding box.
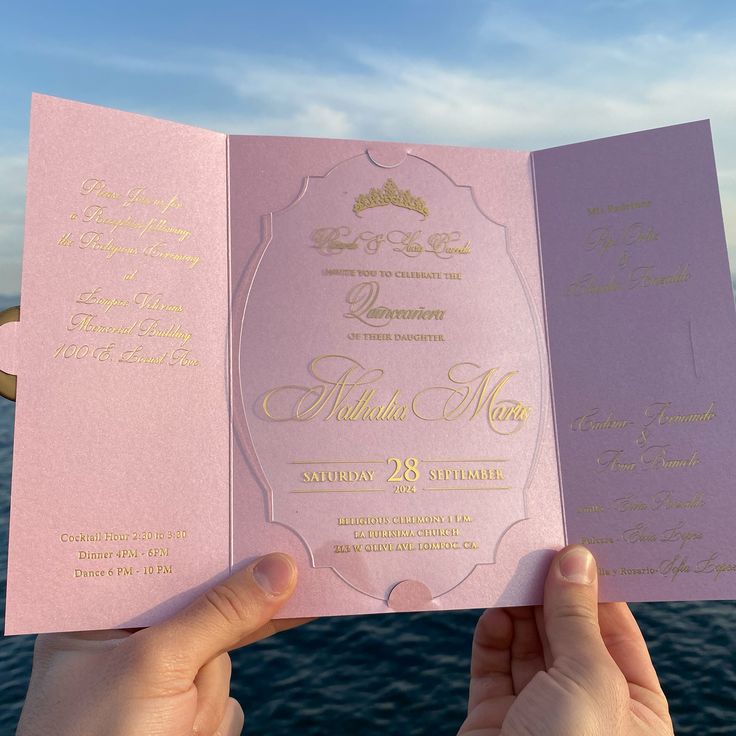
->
[4,94,735,634]
[6,94,230,633]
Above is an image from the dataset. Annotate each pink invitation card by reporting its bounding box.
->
[2,94,734,634]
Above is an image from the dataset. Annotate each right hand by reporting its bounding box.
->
[458,545,674,735]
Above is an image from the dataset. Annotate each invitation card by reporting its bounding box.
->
[2,94,734,634]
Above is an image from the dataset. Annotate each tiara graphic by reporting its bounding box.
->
[353,178,429,218]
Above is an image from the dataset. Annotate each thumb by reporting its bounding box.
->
[128,553,297,683]
[543,545,609,667]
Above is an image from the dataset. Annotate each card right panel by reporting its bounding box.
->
[534,121,736,602]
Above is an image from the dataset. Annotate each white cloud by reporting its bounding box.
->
[4,22,736,291]
[476,5,561,50]
[197,33,736,265]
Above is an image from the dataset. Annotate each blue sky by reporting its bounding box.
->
[2,0,736,294]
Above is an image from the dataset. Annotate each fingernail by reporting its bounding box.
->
[559,547,595,584]
[252,554,294,596]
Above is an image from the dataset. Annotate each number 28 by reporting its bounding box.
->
[387,457,419,482]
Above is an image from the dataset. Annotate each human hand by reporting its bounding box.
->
[17,553,302,736]
[458,545,674,735]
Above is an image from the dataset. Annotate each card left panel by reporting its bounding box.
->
[5,94,230,634]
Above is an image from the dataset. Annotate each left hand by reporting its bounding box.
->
[17,553,303,736]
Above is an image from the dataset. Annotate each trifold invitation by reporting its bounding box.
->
[3,93,736,634]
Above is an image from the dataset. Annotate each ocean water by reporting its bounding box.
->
[1,385,735,734]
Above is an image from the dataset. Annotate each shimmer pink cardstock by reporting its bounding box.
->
[3,94,735,635]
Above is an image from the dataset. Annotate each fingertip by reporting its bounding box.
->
[216,697,244,736]
[475,608,513,642]
[251,553,297,598]
[555,545,597,586]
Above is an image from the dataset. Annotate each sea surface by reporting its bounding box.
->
[0,346,734,733]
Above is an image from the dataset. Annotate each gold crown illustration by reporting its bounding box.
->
[353,178,429,218]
